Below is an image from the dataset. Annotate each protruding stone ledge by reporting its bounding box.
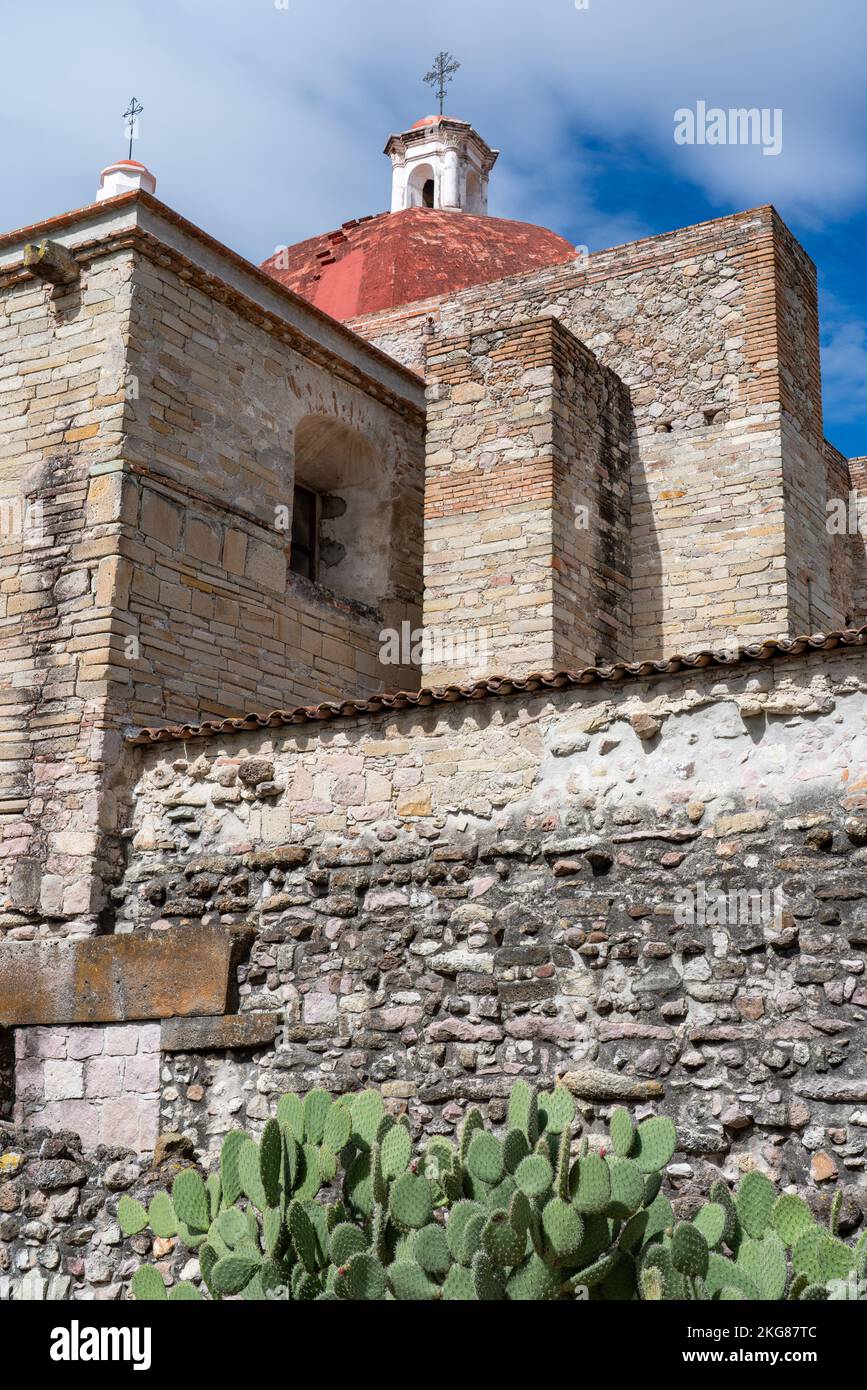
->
[160,1011,281,1052]
[0,927,243,1026]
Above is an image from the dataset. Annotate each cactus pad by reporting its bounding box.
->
[515,1153,554,1198]
[389,1171,434,1231]
[467,1131,505,1186]
[117,1196,148,1236]
[671,1223,709,1278]
[736,1171,776,1240]
[172,1168,210,1233]
[609,1107,635,1158]
[631,1115,677,1173]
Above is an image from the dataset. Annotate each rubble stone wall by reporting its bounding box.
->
[58,646,866,1210]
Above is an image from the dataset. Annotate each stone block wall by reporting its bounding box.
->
[350,205,859,659]
[0,239,135,935]
[13,1025,160,1152]
[0,194,425,937]
[424,316,632,678]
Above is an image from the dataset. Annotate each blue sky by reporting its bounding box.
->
[2,0,866,456]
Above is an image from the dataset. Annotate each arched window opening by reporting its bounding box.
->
[406,163,436,209]
[465,170,483,214]
[291,415,390,609]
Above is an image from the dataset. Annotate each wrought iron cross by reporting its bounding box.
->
[122,97,144,160]
[424,52,460,115]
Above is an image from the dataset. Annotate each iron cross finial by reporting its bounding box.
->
[122,97,144,160]
[424,52,460,116]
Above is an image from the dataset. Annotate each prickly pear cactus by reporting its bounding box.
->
[121,1080,865,1303]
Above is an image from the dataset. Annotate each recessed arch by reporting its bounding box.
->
[291,414,391,608]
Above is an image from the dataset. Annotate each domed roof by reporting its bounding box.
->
[261,207,576,321]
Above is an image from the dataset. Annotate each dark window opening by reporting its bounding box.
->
[422,178,435,208]
[290,484,318,581]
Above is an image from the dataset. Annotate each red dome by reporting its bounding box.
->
[261,208,576,321]
[411,115,445,129]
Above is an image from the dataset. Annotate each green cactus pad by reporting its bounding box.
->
[605,1157,644,1218]
[705,1252,759,1300]
[218,1129,249,1208]
[792,1226,855,1284]
[172,1168,210,1233]
[329,1221,368,1265]
[263,1204,285,1258]
[277,1092,305,1144]
[571,1152,611,1213]
[302,1088,332,1145]
[441,1263,475,1300]
[538,1084,576,1135]
[709,1179,741,1250]
[446,1200,484,1262]
[631,1115,677,1173]
[471,1249,506,1301]
[237,1137,268,1212]
[738,1234,788,1300]
[380,1121,412,1181]
[482,1210,526,1267]
[640,1265,665,1300]
[413,1222,451,1276]
[609,1107,636,1159]
[387,1260,440,1301]
[117,1195,148,1236]
[692,1202,726,1250]
[349,1089,385,1150]
[799,1283,830,1301]
[295,1143,321,1202]
[515,1153,554,1198]
[506,1252,562,1300]
[323,1101,352,1154]
[389,1171,434,1231]
[343,1149,372,1216]
[571,1251,618,1290]
[735,1170,776,1239]
[502,1127,531,1174]
[167,1281,201,1300]
[771,1193,814,1247]
[210,1254,261,1296]
[289,1200,320,1274]
[131,1266,167,1301]
[206,1172,221,1222]
[671,1223,709,1278]
[259,1118,283,1208]
[466,1131,505,1186]
[507,1080,538,1143]
[461,1211,488,1266]
[542,1198,584,1257]
[217,1207,248,1247]
[335,1251,387,1301]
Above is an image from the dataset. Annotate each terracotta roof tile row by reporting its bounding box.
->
[127,625,867,746]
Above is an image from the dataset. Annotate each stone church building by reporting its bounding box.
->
[0,111,866,1281]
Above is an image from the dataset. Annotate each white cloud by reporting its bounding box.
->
[1,0,866,261]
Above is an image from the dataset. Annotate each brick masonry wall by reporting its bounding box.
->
[14,644,854,1216]
[349,206,857,657]
[424,316,632,677]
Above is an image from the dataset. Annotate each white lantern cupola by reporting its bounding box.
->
[385,116,498,215]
